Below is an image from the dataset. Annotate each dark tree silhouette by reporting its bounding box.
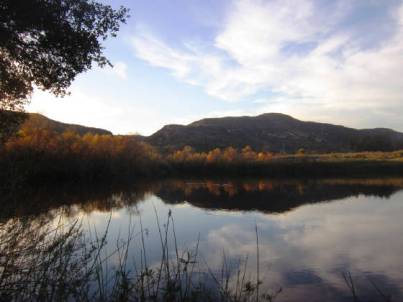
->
[0,0,129,143]
[0,111,26,145]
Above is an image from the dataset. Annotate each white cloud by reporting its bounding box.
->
[197,191,403,298]
[215,0,317,66]
[132,0,403,128]
[132,32,193,79]
[112,61,128,80]
[94,61,128,80]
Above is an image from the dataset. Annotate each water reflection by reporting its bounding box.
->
[1,178,403,301]
[3,178,403,219]
[156,178,403,213]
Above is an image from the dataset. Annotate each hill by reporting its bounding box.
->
[22,113,112,136]
[146,113,403,153]
[13,112,403,153]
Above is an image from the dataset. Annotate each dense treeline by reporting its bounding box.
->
[0,127,163,182]
[2,126,403,184]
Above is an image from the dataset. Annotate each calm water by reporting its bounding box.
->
[3,178,403,301]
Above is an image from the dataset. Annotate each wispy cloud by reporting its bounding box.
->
[111,61,128,80]
[131,0,403,127]
[95,60,128,80]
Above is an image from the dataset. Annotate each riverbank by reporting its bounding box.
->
[2,127,403,183]
[2,152,403,185]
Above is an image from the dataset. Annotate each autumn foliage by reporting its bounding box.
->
[168,145,274,164]
[2,126,403,183]
[1,127,162,181]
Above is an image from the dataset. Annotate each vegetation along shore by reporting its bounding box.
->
[2,112,403,185]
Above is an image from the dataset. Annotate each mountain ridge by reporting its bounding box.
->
[21,112,403,153]
[22,113,112,136]
[146,113,403,153]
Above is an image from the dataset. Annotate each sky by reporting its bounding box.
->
[28,0,403,135]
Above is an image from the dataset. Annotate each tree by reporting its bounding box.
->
[241,145,257,161]
[0,111,26,144]
[223,147,238,162]
[296,148,305,156]
[206,148,222,163]
[0,0,129,142]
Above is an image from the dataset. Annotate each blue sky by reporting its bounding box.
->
[28,0,403,135]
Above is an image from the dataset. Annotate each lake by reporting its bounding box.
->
[2,178,403,301]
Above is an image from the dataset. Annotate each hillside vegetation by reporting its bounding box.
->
[147,113,403,153]
[23,113,112,136]
[2,112,403,183]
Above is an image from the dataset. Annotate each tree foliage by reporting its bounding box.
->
[0,110,26,145]
[3,126,160,180]
[0,0,129,104]
[0,0,129,141]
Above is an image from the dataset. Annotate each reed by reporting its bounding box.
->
[0,209,393,301]
[0,210,282,302]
